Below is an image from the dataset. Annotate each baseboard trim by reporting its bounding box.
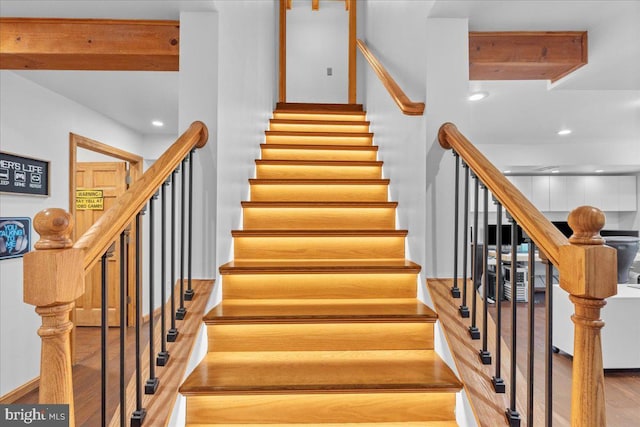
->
[0,377,39,404]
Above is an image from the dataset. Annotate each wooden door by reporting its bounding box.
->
[75,162,127,326]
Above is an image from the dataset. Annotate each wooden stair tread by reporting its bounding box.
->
[250,178,390,185]
[276,102,364,112]
[205,298,437,324]
[266,131,373,138]
[231,229,408,237]
[241,201,397,208]
[270,119,371,126]
[261,143,378,151]
[256,160,382,166]
[180,350,463,395]
[187,422,458,426]
[219,259,421,274]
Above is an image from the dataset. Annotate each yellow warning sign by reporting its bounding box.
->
[76,189,104,211]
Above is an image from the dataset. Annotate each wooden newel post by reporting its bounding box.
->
[559,206,617,427]
[23,208,85,427]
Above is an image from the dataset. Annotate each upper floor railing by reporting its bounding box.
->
[23,121,209,427]
[356,39,425,116]
[438,122,617,427]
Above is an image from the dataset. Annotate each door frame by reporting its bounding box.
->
[69,133,143,329]
[278,0,357,103]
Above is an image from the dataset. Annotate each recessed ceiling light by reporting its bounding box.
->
[595,169,604,173]
[152,120,164,127]
[557,129,572,136]
[503,170,511,174]
[551,170,560,174]
[468,91,489,101]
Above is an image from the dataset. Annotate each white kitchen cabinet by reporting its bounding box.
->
[565,176,586,210]
[531,176,550,211]
[549,176,568,211]
[584,175,617,210]
[470,174,637,213]
[507,176,532,200]
[618,176,637,211]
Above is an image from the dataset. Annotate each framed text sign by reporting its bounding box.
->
[0,217,31,260]
[0,151,50,196]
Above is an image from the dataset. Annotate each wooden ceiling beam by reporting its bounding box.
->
[0,18,179,71]
[469,31,588,82]
[312,0,320,11]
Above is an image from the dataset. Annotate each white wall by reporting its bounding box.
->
[362,0,430,297]
[286,0,349,103]
[0,71,146,397]
[424,19,470,285]
[214,0,277,304]
[180,11,219,282]
[141,134,179,161]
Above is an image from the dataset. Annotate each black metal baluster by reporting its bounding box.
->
[100,244,114,427]
[545,260,554,427]
[506,215,521,426]
[469,174,480,339]
[157,180,170,365]
[527,237,536,426]
[145,193,159,395]
[479,185,491,363]
[452,151,461,298]
[167,169,179,341]
[119,230,129,427]
[131,210,146,427]
[176,158,187,320]
[460,163,470,318]
[185,150,195,301]
[492,201,506,393]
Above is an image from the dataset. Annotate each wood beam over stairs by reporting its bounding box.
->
[0,18,179,71]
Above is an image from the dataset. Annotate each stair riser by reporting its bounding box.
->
[261,147,377,161]
[269,123,370,133]
[234,236,405,260]
[250,184,389,202]
[185,393,456,424]
[265,134,373,146]
[222,273,418,299]
[256,164,382,179]
[207,323,434,352]
[273,112,367,122]
[242,207,396,230]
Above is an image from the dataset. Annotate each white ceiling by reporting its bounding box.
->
[1,0,639,172]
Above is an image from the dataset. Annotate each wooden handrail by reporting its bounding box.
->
[438,122,567,265]
[356,39,425,116]
[23,121,208,426]
[74,121,208,272]
[438,122,617,427]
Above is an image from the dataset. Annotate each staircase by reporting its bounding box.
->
[179,103,462,425]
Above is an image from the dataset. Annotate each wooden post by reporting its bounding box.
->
[23,208,85,427]
[559,206,617,427]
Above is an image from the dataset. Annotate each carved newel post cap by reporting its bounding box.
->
[567,206,606,246]
[33,208,74,250]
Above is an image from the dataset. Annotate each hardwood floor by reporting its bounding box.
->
[15,325,144,427]
[429,278,640,427]
[15,280,214,427]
